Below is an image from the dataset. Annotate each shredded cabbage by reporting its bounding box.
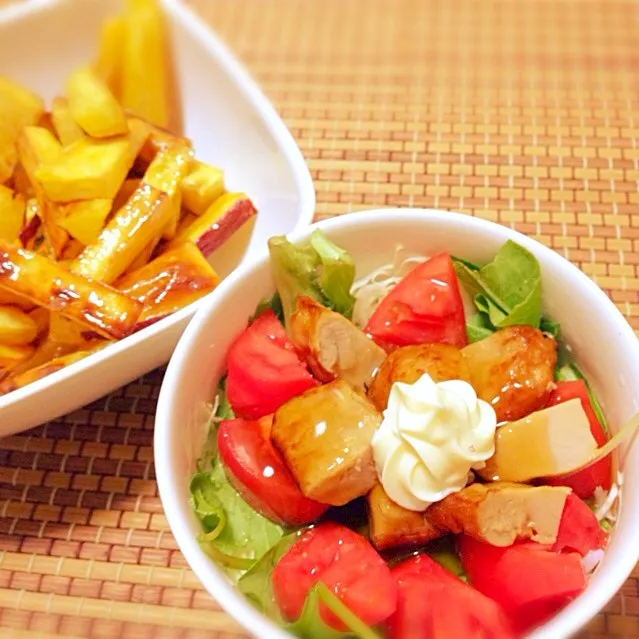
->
[350,245,426,329]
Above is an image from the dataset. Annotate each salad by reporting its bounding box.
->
[189,230,632,639]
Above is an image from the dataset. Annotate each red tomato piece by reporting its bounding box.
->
[545,380,612,498]
[552,493,607,557]
[364,253,467,349]
[217,416,329,527]
[459,536,587,633]
[226,310,316,419]
[272,522,397,629]
[387,553,514,639]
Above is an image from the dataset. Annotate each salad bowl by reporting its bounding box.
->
[155,208,639,639]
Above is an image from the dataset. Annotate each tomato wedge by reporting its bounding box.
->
[387,553,514,639]
[545,380,612,498]
[226,310,316,420]
[364,253,467,349]
[272,522,397,629]
[552,492,607,557]
[217,416,329,526]
[459,536,586,633]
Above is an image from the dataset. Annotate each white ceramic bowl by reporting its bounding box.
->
[156,208,639,639]
[0,0,314,435]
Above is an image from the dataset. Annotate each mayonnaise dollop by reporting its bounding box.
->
[371,374,497,511]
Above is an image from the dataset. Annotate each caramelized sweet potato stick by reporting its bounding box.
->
[51,97,85,146]
[143,142,193,239]
[0,77,45,183]
[117,243,220,330]
[72,184,172,284]
[16,127,68,257]
[0,185,25,244]
[34,118,149,202]
[121,0,182,133]
[94,16,125,97]
[66,67,128,138]
[0,343,108,395]
[0,240,142,339]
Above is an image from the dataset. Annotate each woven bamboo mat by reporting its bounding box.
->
[1,0,639,637]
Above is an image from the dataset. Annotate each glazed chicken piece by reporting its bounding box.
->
[272,379,382,506]
[427,482,571,547]
[368,342,470,411]
[367,483,444,551]
[462,325,557,422]
[289,296,386,391]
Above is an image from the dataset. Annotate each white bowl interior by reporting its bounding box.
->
[156,209,639,639]
[0,0,314,434]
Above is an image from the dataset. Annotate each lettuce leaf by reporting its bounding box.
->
[426,537,467,582]
[251,292,284,325]
[555,360,609,436]
[190,380,283,579]
[268,230,356,325]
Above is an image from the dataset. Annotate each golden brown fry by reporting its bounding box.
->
[34,118,149,202]
[143,142,193,239]
[181,161,225,216]
[72,184,172,284]
[113,177,141,213]
[0,289,34,311]
[66,67,128,138]
[0,239,142,339]
[0,344,107,395]
[58,199,112,246]
[0,185,25,244]
[16,126,68,258]
[0,77,45,183]
[51,97,85,146]
[136,122,192,166]
[94,16,125,97]
[117,243,220,330]
[19,198,41,250]
[27,307,50,338]
[0,306,37,345]
[0,343,34,375]
[121,0,182,133]
[125,236,160,274]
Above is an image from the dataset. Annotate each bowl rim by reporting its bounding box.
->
[0,0,315,423]
[155,207,639,639]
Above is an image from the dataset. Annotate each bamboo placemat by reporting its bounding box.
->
[1,0,639,637]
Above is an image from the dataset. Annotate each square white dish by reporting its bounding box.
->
[0,0,315,435]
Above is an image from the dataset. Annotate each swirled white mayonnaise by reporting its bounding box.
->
[371,374,497,511]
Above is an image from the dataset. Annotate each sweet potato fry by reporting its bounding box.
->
[34,118,149,202]
[58,199,112,246]
[0,289,34,311]
[66,67,128,138]
[72,184,172,283]
[0,343,107,395]
[143,142,193,239]
[125,237,159,274]
[0,343,34,375]
[10,163,33,197]
[0,76,45,183]
[181,161,225,216]
[19,199,41,249]
[27,307,50,338]
[121,0,182,133]
[16,126,68,257]
[166,192,257,257]
[117,243,220,329]
[113,177,141,213]
[136,122,192,167]
[51,97,85,146]
[0,185,25,244]
[94,16,125,97]
[0,240,142,339]
[0,306,37,345]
